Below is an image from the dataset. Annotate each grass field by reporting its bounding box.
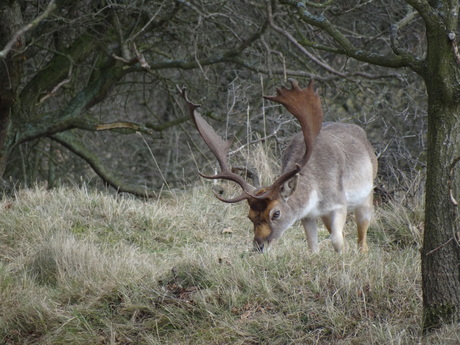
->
[0,184,459,344]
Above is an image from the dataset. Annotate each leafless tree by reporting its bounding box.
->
[0,0,268,194]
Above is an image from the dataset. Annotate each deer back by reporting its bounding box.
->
[281,122,377,218]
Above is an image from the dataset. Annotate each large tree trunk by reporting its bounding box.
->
[421,21,460,331]
[423,99,460,331]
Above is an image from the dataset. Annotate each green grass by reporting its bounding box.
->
[0,185,458,344]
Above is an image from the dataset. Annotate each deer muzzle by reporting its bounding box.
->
[253,236,272,253]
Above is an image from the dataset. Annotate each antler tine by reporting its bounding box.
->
[260,79,324,199]
[177,86,256,202]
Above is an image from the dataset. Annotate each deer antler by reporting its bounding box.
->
[177,86,256,203]
[178,80,322,203]
[257,79,324,200]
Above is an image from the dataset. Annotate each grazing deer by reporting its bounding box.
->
[179,80,377,253]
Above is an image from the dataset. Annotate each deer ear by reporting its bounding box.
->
[280,174,298,201]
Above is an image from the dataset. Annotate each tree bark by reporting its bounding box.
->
[422,95,460,331]
[420,2,460,330]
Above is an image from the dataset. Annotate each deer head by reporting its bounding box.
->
[179,79,323,251]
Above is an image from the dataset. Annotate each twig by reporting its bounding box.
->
[448,156,460,206]
[127,4,163,42]
[0,0,57,59]
[38,63,73,104]
[228,119,293,156]
[137,132,170,189]
[112,43,150,70]
[95,121,153,135]
[111,53,137,64]
[390,10,417,56]
[426,237,454,255]
[133,43,150,69]
[266,0,348,78]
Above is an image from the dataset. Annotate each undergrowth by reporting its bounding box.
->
[0,185,458,344]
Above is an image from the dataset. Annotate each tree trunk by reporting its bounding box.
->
[421,22,460,331]
[423,99,460,331]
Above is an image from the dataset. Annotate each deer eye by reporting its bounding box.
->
[272,210,281,220]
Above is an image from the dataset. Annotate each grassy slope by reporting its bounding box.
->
[0,185,458,344]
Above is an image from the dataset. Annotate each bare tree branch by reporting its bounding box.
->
[405,0,446,31]
[280,0,424,72]
[0,0,57,59]
[38,63,73,104]
[229,55,404,81]
[78,121,154,135]
[266,1,348,78]
[50,131,157,198]
[390,9,419,58]
[76,116,189,134]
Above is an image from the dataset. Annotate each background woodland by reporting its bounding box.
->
[0,0,426,199]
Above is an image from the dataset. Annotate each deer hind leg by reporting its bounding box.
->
[301,218,319,253]
[321,208,348,253]
[354,195,374,252]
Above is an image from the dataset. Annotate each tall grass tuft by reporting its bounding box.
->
[0,184,458,344]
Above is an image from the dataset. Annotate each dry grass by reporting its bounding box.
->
[0,184,458,344]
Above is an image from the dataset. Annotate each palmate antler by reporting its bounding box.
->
[178,86,256,203]
[258,79,323,200]
[178,79,323,202]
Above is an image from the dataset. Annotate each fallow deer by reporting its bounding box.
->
[179,80,377,253]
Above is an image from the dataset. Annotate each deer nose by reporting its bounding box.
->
[253,238,265,252]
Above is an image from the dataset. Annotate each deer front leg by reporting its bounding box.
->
[301,218,319,253]
[321,208,348,253]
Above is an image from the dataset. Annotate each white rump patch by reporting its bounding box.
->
[345,182,373,210]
